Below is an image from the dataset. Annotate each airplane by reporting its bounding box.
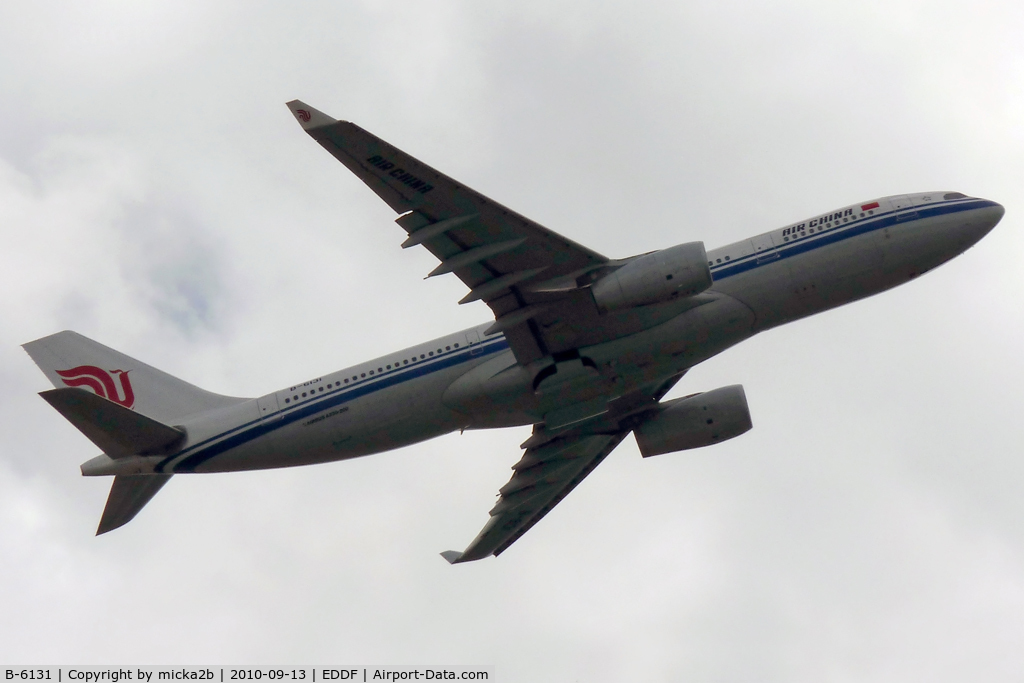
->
[23,100,1005,563]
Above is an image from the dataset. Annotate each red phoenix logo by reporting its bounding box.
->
[56,366,136,409]
[296,109,312,122]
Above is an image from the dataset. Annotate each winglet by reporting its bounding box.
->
[439,550,465,564]
[286,100,337,130]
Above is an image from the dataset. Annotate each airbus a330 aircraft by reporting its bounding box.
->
[24,101,1004,563]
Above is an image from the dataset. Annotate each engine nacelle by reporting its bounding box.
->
[591,241,712,312]
[634,385,752,457]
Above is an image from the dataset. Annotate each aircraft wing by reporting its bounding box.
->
[441,372,685,563]
[287,100,612,365]
[441,430,632,563]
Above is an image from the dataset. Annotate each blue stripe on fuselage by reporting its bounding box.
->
[708,198,995,281]
[160,198,994,473]
[158,336,510,473]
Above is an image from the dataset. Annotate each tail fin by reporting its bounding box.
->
[97,474,172,535]
[23,330,247,423]
[25,331,249,535]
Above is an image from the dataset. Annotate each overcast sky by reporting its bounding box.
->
[2,1,1024,680]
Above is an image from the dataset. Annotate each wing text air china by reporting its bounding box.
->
[24,101,1004,563]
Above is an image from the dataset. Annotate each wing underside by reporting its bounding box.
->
[287,100,618,365]
[441,430,631,563]
[442,373,686,563]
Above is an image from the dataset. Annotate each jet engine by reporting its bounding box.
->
[634,385,751,457]
[591,242,712,312]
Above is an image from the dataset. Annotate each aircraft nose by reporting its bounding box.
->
[954,200,1003,250]
[970,200,1005,241]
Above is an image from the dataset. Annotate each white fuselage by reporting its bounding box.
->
[81,193,1003,477]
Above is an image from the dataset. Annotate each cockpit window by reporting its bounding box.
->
[944,192,967,200]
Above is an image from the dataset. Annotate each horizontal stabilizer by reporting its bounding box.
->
[439,550,464,565]
[97,474,172,535]
[40,388,185,459]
